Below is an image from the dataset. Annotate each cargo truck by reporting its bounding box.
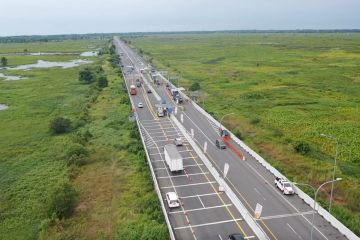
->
[164,144,183,172]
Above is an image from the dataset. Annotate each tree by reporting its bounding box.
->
[50,117,72,134]
[79,67,94,84]
[189,82,201,91]
[97,75,108,88]
[1,57,8,67]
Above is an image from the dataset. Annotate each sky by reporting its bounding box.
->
[1,0,359,36]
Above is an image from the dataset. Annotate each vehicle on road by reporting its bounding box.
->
[220,129,230,137]
[130,85,137,95]
[147,88,152,93]
[175,95,183,103]
[165,192,180,208]
[157,107,165,117]
[228,233,245,240]
[170,88,179,96]
[164,144,183,172]
[174,137,183,146]
[275,177,295,195]
[138,102,143,108]
[215,139,227,149]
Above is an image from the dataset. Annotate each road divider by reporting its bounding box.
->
[171,115,270,240]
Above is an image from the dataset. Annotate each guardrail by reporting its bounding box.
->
[156,67,358,240]
[114,39,176,240]
[190,98,359,240]
[120,39,359,240]
[171,115,269,240]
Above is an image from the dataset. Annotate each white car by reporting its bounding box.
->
[166,192,180,208]
[174,137,183,146]
[138,102,144,108]
[275,177,295,195]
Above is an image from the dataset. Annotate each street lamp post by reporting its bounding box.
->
[294,178,342,240]
[320,133,339,213]
[219,113,234,136]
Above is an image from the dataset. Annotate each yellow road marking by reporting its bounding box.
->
[141,85,157,119]
[203,146,278,240]
[167,120,248,238]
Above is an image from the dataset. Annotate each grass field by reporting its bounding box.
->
[127,33,360,234]
[0,39,104,54]
[0,39,168,239]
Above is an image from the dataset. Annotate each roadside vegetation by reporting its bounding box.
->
[0,39,168,239]
[127,33,360,234]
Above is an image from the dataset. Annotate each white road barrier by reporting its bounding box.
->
[189,98,359,240]
[171,115,270,240]
[120,38,359,240]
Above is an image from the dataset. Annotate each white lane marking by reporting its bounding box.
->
[287,223,304,240]
[145,126,177,131]
[170,204,233,214]
[157,172,209,179]
[242,161,330,240]
[184,163,204,167]
[259,210,313,220]
[180,102,331,240]
[198,195,205,208]
[161,181,216,189]
[254,187,266,201]
[180,192,221,199]
[174,218,242,230]
[244,236,255,239]
[218,235,223,240]
[181,111,215,146]
[143,130,178,135]
[152,159,165,162]
[153,163,204,170]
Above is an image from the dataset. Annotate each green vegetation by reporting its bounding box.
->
[50,117,72,134]
[127,33,360,234]
[1,56,8,66]
[0,39,167,239]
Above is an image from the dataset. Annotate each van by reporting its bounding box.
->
[215,139,226,149]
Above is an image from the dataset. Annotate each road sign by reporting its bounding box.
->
[254,203,263,219]
[224,163,229,178]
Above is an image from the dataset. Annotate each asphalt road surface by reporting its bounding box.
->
[114,37,349,240]
[115,40,259,240]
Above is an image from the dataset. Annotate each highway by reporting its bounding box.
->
[115,39,259,240]
[114,37,349,240]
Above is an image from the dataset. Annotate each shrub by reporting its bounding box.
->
[189,82,201,91]
[97,75,108,88]
[67,154,87,166]
[79,67,94,84]
[47,182,77,219]
[250,117,261,124]
[234,129,244,140]
[49,117,72,134]
[66,143,88,158]
[1,57,8,67]
[294,141,311,155]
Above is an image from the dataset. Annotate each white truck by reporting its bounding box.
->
[164,144,183,172]
[275,177,295,195]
